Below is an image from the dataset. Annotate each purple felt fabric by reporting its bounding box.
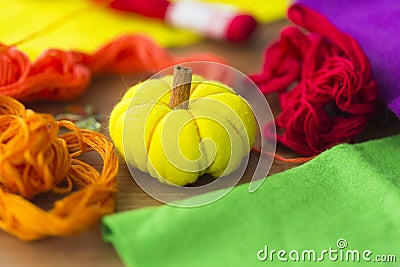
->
[296,0,400,118]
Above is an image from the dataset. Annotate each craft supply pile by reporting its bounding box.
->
[0,0,399,266]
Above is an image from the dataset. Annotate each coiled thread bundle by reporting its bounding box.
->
[0,35,224,102]
[0,94,118,241]
[251,4,378,156]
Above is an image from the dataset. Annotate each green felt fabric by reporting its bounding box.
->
[102,135,400,267]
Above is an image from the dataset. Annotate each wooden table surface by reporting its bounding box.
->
[1,20,399,267]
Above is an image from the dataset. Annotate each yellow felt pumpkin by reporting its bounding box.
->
[109,67,256,186]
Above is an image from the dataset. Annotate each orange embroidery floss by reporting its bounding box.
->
[0,94,118,241]
[0,35,225,102]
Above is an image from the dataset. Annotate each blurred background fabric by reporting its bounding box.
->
[0,0,288,60]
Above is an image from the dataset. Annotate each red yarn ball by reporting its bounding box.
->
[251,4,378,156]
[101,0,257,42]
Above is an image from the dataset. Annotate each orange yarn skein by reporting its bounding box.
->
[0,35,225,102]
[0,94,118,241]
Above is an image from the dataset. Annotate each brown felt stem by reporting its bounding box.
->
[169,66,192,109]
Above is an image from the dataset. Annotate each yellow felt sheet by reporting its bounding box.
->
[0,0,288,61]
[0,0,199,60]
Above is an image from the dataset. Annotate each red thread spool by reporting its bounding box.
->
[104,0,257,42]
[251,4,378,156]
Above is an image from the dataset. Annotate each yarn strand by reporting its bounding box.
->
[0,94,118,241]
[251,147,314,163]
